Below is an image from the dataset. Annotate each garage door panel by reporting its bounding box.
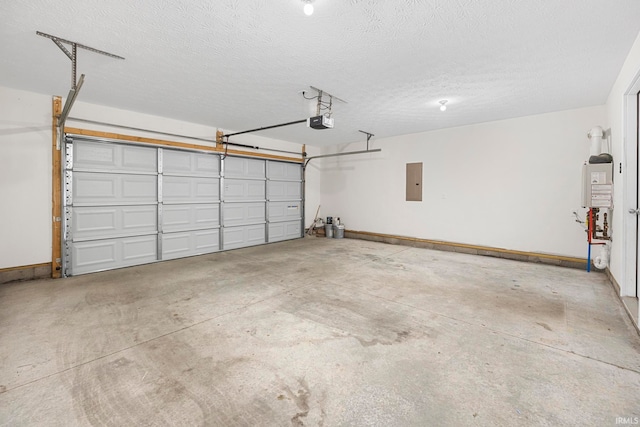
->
[225,157,265,179]
[71,235,157,275]
[120,146,157,172]
[223,225,265,250]
[223,202,265,227]
[268,201,302,222]
[267,181,301,201]
[72,172,157,205]
[224,179,265,201]
[123,177,158,199]
[162,204,219,232]
[74,140,157,173]
[65,135,303,276]
[161,229,219,260]
[72,240,116,270]
[72,205,157,240]
[123,237,158,261]
[161,233,190,259]
[267,161,301,181]
[163,150,219,177]
[268,221,302,242]
[163,176,219,203]
[194,229,219,252]
[73,173,115,200]
[122,207,157,230]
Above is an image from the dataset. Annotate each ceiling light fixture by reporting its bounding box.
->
[439,100,448,111]
[302,0,314,16]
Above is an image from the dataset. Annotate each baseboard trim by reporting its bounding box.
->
[604,268,621,294]
[605,268,640,336]
[0,263,51,284]
[345,230,589,270]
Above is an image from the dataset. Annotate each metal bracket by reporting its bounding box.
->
[304,130,380,168]
[59,74,84,129]
[304,86,347,118]
[304,148,382,168]
[358,130,375,151]
[37,31,124,128]
[37,31,125,90]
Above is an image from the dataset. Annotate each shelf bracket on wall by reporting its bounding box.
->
[37,31,125,129]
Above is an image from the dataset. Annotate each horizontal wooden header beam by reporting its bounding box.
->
[63,127,304,163]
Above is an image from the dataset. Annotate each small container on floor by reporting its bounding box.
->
[325,224,334,238]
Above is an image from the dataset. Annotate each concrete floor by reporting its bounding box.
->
[1,237,639,426]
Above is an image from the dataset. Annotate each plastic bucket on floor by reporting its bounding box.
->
[333,224,345,239]
[325,224,334,238]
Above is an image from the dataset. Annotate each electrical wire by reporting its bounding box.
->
[302,91,319,100]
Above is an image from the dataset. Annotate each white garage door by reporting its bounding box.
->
[267,160,303,242]
[222,156,267,250]
[65,139,159,275]
[161,149,220,260]
[63,135,303,276]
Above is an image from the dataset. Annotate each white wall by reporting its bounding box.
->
[606,31,640,295]
[0,87,52,269]
[320,106,606,258]
[0,86,316,270]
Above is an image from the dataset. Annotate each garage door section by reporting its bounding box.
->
[64,135,304,276]
[267,160,303,242]
[222,157,266,250]
[65,138,159,275]
[161,149,220,260]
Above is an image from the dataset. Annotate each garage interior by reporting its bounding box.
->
[2,1,640,426]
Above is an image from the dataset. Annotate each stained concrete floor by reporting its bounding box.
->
[1,237,639,426]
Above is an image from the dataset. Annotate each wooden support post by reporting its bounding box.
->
[216,129,224,148]
[51,96,62,278]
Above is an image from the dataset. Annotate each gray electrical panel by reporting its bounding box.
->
[406,163,423,201]
[581,163,613,208]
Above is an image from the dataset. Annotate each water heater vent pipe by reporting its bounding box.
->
[588,126,605,156]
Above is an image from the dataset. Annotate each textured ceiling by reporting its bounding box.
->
[2,0,640,146]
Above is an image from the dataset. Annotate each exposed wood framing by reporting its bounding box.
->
[216,129,223,148]
[63,127,304,163]
[51,96,62,278]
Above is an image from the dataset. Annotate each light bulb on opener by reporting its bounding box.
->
[439,100,448,111]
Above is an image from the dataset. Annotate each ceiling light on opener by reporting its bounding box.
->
[439,100,448,111]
